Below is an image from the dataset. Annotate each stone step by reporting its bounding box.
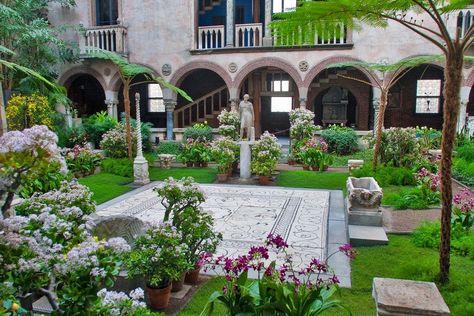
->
[348,225,388,246]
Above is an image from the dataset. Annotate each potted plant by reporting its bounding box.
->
[199,144,212,168]
[178,138,194,167]
[251,132,282,185]
[211,137,239,182]
[298,139,321,171]
[125,223,190,310]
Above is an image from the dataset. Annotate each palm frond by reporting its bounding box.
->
[328,55,444,72]
[0,45,15,56]
[0,59,59,91]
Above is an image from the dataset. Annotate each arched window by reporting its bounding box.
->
[147,84,165,113]
[96,0,118,26]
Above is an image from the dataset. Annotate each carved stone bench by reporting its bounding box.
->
[157,154,176,169]
[348,159,364,172]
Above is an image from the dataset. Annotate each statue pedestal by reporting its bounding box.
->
[134,156,150,185]
[239,141,255,179]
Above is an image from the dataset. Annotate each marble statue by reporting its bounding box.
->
[239,94,255,141]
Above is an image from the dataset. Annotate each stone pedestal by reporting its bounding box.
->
[373,278,450,315]
[239,141,254,179]
[134,156,150,185]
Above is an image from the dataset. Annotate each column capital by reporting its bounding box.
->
[105,99,119,106]
[164,99,177,112]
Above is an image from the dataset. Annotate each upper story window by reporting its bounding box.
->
[96,0,118,26]
[415,79,441,114]
[273,0,297,14]
[267,72,292,92]
[148,84,165,113]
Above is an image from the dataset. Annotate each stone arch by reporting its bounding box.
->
[108,71,123,92]
[233,57,303,90]
[170,61,232,89]
[303,56,380,88]
[58,66,107,91]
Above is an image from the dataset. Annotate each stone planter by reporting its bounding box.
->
[146,282,172,310]
[347,177,383,226]
[185,267,201,284]
[157,154,175,169]
[217,173,228,182]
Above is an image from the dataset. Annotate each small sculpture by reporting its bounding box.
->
[239,94,255,141]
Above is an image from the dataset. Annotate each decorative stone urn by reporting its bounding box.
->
[157,154,175,169]
[346,177,383,226]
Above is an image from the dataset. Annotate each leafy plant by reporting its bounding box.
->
[155,141,182,156]
[184,122,214,142]
[351,164,416,187]
[120,114,153,152]
[6,94,55,131]
[416,126,442,152]
[101,158,133,178]
[82,111,118,147]
[452,188,474,232]
[377,127,420,168]
[218,109,240,140]
[321,125,358,155]
[64,145,103,177]
[211,137,239,173]
[18,161,69,198]
[58,126,88,148]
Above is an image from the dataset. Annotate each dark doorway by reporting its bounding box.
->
[261,96,291,135]
[67,75,106,117]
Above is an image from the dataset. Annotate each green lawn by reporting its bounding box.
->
[381,185,416,206]
[78,173,133,204]
[331,149,374,167]
[149,167,217,183]
[180,235,474,316]
[277,170,349,191]
[78,167,217,205]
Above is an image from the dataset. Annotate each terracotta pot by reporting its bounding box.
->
[311,165,320,171]
[186,162,193,167]
[201,162,209,168]
[227,168,233,177]
[259,175,270,185]
[217,173,228,183]
[185,267,201,284]
[171,273,186,292]
[288,159,296,166]
[146,282,172,310]
[302,165,310,171]
[193,162,201,167]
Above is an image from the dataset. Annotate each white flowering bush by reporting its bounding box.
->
[100,123,137,158]
[251,132,282,176]
[218,109,240,140]
[211,137,239,173]
[96,288,161,316]
[54,236,130,313]
[125,223,191,288]
[0,125,67,216]
[288,109,318,162]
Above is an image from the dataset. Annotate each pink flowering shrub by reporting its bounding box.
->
[299,138,333,170]
[63,144,103,176]
[0,125,67,216]
[202,233,356,315]
[452,188,474,231]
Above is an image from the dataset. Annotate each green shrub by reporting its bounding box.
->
[121,115,153,152]
[321,125,358,155]
[18,162,70,198]
[379,127,420,168]
[452,233,474,259]
[351,164,416,187]
[83,111,118,147]
[183,122,213,142]
[58,126,88,148]
[412,221,441,249]
[100,124,137,158]
[156,141,182,156]
[101,158,133,178]
[457,143,474,162]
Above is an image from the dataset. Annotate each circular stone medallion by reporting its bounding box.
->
[162,64,172,76]
[228,62,238,73]
[299,61,309,72]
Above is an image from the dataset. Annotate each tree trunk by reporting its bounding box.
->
[372,90,388,172]
[438,49,464,284]
[123,83,133,160]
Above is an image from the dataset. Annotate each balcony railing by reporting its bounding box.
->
[197,25,225,49]
[195,22,349,50]
[235,23,262,48]
[80,25,127,55]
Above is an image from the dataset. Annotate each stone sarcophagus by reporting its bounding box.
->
[347,177,383,226]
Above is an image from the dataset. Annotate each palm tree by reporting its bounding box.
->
[273,0,473,283]
[89,49,192,159]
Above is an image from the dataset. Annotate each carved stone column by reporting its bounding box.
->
[226,0,235,47]
[299,98,307,110]
[373,97,382,137]
[164,99,177,140]
[263,0,272,46]
[133,93,150,185]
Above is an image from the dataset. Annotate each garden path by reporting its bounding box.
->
[96,183,351,286]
